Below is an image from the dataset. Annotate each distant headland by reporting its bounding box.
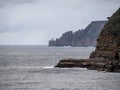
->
[49,20,107,47]
[55,8,120,72]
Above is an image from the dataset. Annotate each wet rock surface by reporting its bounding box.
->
[55,58,120,72]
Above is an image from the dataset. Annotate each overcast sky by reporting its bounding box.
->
[0,0,120,45]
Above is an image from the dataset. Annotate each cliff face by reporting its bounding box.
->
[55,8,120,72]
[90,8,120,60]
[49,21,106,47]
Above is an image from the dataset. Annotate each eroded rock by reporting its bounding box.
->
[55,8,120,72]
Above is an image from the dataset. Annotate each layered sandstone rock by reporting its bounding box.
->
[55,58,120,72]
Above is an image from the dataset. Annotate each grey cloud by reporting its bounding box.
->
[0,25,22,33]
[0,0,120,45]
[0,0,36,8]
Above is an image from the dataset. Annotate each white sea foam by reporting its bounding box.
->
[43,66,54,69]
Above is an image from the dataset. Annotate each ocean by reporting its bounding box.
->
[0,45,120,90]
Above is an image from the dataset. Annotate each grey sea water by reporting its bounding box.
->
[0,45,120,90]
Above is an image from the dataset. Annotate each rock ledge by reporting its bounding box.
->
[55,8,120,72]
[55,58,120,72]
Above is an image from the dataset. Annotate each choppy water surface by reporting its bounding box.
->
[0,45,120,90]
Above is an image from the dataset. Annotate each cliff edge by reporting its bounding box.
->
[55,8,120,72]
[49,21,106,47]
[90,8,120,60]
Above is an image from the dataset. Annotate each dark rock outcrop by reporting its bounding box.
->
[90,8,120,60]
[55,58,120,72]
[55,58,91,68]
[55,8,120,72]
[49,21,106,47]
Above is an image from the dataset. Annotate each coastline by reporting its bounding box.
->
[55,58,120,72]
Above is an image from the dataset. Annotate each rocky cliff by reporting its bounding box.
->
[49,21,106,47]
[90,8,120,60]
[55,8,120,72]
